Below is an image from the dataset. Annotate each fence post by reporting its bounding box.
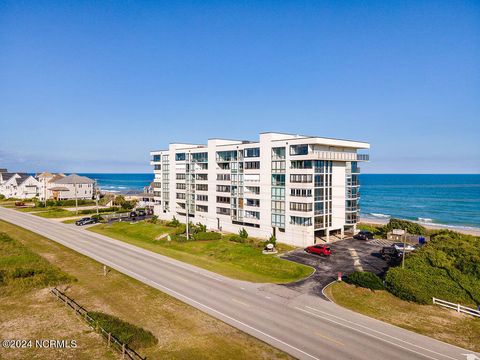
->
[122,343,126,359]
[108,333,111,347]
[432,297,435,304]
[457,303,461,312]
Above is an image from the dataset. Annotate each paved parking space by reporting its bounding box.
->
[280,238,391,298]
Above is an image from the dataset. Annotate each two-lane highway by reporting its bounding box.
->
[0,207,477,360]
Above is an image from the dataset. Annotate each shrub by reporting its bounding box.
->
[239,228,248,239]
[0,194,5,200]
[345,271,384,291]
[91,214,104,221]
[11,268,38,279]
[167,216,180,227]
[384,232,480,305]
[384,218,427,236]
[149,215,158,224]
[227,234,246,243]
[267,234,277,246]
[0,270,5,285]
[87,311,158,349]
[193,232,222,241]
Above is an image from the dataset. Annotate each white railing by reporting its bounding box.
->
[432,297,480,318]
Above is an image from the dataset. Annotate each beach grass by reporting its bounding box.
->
[325,282,480,352]
[0,220,291,360]
[88,221,313,283]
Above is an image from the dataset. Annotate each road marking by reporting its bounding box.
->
[302,306,459,360]
[314,331,344,346]
[348,248,364,271]
[231,298,248,306]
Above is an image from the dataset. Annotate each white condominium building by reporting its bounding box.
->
[150,132,370,247]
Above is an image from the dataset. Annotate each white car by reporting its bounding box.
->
[393,242,416,252]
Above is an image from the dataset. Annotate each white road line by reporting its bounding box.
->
[304,306,460,360]
[296,307,442,360]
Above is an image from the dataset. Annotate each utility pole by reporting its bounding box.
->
[74,177,78,215]
[43,175,47,207]
[95,179,99,215]
[402,228,407,269]
[186,158,190,240]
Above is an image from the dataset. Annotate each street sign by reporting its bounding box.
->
[392,229,405,236]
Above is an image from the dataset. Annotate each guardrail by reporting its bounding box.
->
[50,288,146,360]
[432,297,480,318]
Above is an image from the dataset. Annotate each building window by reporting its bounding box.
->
[176,183,186,190]
[216,196,230,204]
[216,207,231,215]
[245,198,260,207]
[196,194,208,201]
[272,174,285,186]
[271,161,285,173]
[216,185,231,193]
[176,173,186,180]
[271,214,285,228]
[176,193,186,200]
[196,174,208,181]
[175,153,186,161]
[290,202,313,212]
[271,200,285,213]
[291,160,312,169]
[244,210,260,219]
[290,144,309,156]
[290,216,312,226]
[152,155,161,162]
[216,151,237,162]
[154,165,161,171]
[272,147,286,160]
[245,186,260,195]
[290,188,312,197]
[191,152,208,163]
[196,184,208,191]
[290,174,312,183]
[271,187,285,200]
[245,161,260,169]
[217,174,231,181]
[244,147,260,158]
[196,205,208,212]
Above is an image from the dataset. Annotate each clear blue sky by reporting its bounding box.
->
[1,1,479,173]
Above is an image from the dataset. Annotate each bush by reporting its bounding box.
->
[227,234,246,243]
[87,311,158,349]
[192,232,222,241]
[384,218,427,236]
[149,215,158,224]
[267,234,277,246]
[167,216,180,227]
[91,214,104,221]
[239,228,248,239]
[345,271,384,291]
[11,268,38,279]
[385,232,480,305]
[0,194,5,200]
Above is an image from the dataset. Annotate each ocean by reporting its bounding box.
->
[82,173,480,230]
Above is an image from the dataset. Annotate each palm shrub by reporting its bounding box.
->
[239,228,248,239]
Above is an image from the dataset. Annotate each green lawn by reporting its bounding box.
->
[89,222,313,283]
[34,208,76,218]
[326,282,480,352]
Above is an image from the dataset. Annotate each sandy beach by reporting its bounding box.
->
[360,217,480,237]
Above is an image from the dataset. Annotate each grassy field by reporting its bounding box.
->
[0,228,115,360]
[0,220,292,359]
[88,221,313,283]
[325,281,480,352]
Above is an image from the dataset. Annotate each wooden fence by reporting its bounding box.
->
[432,297,480,318]
[50,288,146,360]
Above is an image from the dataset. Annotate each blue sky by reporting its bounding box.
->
[1,1,479,173]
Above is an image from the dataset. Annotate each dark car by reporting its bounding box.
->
[129,211,138,218]
[380,246,401,261]
[137,209,146,217]
[354,231,374,240]
[305,244,332,256]
[75,217,98,226]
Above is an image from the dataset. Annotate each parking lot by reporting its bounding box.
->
[280,238,392,298]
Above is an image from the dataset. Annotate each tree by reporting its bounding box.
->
[239,228,248,239]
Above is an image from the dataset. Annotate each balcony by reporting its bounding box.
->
[309,151,370,162]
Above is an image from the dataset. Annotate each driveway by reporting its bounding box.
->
[280,238,392,298]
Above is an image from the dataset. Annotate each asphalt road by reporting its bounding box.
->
[281,239,391,298]
[0,207,477,360]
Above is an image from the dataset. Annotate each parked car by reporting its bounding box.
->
[305,244,332,256]
[353,231,374,240]
[137,209,146,217]
[129,211,137,218]
[380,246,401,261]
[393,242,416,252]
[75,217,99,226]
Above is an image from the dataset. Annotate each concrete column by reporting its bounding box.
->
[326,228,330,243]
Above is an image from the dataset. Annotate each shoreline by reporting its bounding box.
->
[360,217,480,236]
